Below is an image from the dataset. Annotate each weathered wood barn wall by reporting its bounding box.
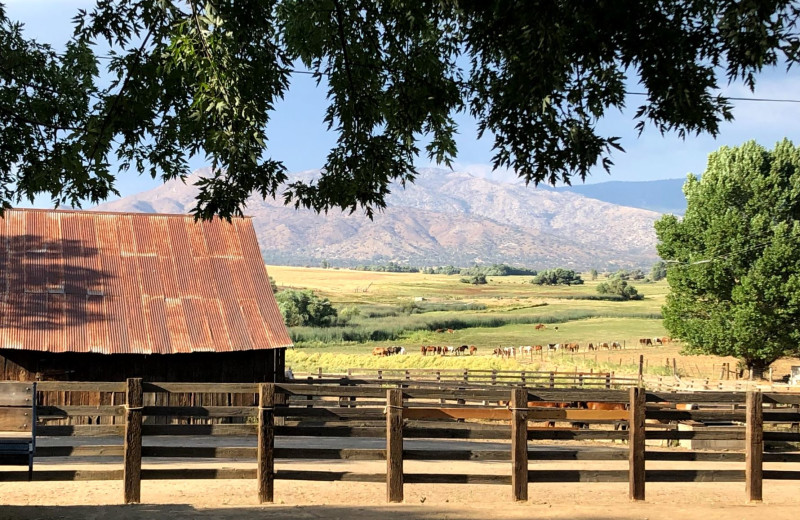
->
[0,208,292,384]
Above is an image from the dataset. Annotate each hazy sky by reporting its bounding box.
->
[6,0,800,206]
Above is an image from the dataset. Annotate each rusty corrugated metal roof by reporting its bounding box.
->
[0,208,292,355]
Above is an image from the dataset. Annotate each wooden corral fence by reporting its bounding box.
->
[0,380,799,506]
[294,367,639,388]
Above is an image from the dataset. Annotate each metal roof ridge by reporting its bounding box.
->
[3,208,254,220]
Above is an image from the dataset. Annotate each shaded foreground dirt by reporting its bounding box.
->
[2,464,799,520]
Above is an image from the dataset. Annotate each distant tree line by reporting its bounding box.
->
[354,262,420,273]
[422,265,462,275]
[353,262,538,276]
[458,264,538,276]
[531,268,583,286]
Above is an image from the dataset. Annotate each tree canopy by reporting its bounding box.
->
[531,268,583,286]
[2,1,800,218]
[596,277,643,300]
[654,140,800,375]
[650,261,668,282]
[275,289,338,327]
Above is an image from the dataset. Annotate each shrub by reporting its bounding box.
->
[276,289,338,326]
[531,268,584,285]
[460,273,487,285]
[596,278,643,300]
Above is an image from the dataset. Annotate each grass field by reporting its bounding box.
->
[266,265,799,380]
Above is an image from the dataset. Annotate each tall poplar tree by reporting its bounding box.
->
[655,140,800,376]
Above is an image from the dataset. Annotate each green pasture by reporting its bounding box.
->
[269,266,673,375]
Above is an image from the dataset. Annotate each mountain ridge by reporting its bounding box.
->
[96,168,676,270]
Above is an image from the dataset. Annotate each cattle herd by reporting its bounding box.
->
[370,336,673,357]
[492,341,622,359]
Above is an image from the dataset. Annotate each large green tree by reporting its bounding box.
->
[275,289,338,327]
[2,1,799,218]
[654,140,800,376]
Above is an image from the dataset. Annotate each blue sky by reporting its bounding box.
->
[6,0,800,205]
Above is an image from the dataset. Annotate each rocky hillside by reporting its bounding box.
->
[96,168,664,270]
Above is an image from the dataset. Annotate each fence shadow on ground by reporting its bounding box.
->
[0,504,735,520]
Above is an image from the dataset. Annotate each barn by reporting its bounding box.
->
[0,208,292,382]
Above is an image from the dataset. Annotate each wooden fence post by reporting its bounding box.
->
[257,383,275,503]
[123,378,143,504]
[746,390,763,503]
[386,388,404,503]
[511,388,528,502]
[638,355,644,386]
[628,386,645,501]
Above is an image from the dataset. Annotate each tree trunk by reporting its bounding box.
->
[746,360,770,380]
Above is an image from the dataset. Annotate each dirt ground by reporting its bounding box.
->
[3,457,800,520]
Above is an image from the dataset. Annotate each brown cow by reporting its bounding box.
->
[535,323,546,330]
[469,345,478,355]
[372,347,387,356]
[661,336,672,344]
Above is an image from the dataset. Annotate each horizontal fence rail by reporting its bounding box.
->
[292,367,640,389]
[1,380,799,506]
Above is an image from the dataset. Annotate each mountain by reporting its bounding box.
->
[96,168,667,270]
[553,178,687,215]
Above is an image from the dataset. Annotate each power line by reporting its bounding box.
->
[665,229,798,269]
[625,91,800,104]
[54,52,800,104]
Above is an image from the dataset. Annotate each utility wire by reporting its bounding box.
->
[665,229,798,268]
[88,55,800,104]
[624,91,800,104]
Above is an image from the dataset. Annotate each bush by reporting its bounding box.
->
[611,269,645,281]
[338,305,361,323]
[596,278,643,300]
[275,289,338,326]
[531,268,584,285]
[650,260,667,281]
[398,300,422,314]
[460,273,487,285]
